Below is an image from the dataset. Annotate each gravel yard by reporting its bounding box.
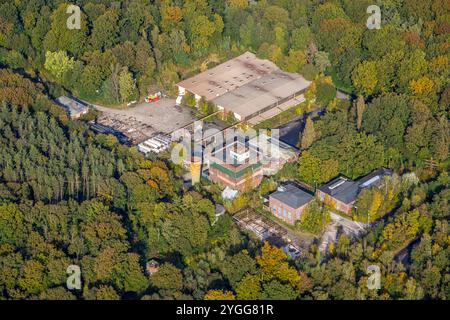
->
[93,98,197,144]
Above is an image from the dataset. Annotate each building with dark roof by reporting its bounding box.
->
[357,167,393,188]
[317,168,393,215]
[269,182,314,225]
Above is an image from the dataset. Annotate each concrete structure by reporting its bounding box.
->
[212,70,310,121]
[233,208,288,243]
[319,212,370,259]
[317,168,393,215]
[269,183,314,225]
[89,122,129,144]
[138,134,171,154]
[177,52,278,101]
[177,52,311,124]
[248,133,299,175]
[56,96,89,119]
[222,186,238,200]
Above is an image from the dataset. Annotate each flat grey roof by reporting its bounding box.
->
[212,70,311,120]
[210,139,262,167]
[270,183,314,209]
[177,51,311,122]
[177,52,279,101]
[56,96,88,115]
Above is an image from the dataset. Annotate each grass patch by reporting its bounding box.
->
[74,90,127,109]
[254,102,309,130]
[323,204,356,220]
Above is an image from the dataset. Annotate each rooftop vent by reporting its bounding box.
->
[360,176,380,188]
[329,178,347,190]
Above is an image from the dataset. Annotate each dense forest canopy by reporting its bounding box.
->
[0,0,449,300]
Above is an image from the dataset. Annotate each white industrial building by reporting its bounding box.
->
[137,134,171,155]
[176,52,311,124]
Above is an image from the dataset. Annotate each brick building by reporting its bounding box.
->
[208,140,264,191]
[316,168,392,215]
[268,183,314,225]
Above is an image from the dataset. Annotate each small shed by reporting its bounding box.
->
[213,204,226,225]
[222,186,238,200]
[55,96,89,119]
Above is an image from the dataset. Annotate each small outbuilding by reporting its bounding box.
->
[146,259,160,276]
[55,96,89,119]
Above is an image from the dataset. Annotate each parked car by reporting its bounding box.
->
[145,92,162,103]
[283,244,301,259]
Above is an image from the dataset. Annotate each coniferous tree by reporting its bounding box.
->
[300,117,315,149]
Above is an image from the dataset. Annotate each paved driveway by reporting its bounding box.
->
[93,98,197,135]
[276,107,325,147]
[319,211,370,256]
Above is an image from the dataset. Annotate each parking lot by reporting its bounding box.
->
[93,98,197,144]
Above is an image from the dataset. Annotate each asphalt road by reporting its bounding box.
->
[277,108,325,147]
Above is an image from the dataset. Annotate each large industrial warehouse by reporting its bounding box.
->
[176,52,311,124]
